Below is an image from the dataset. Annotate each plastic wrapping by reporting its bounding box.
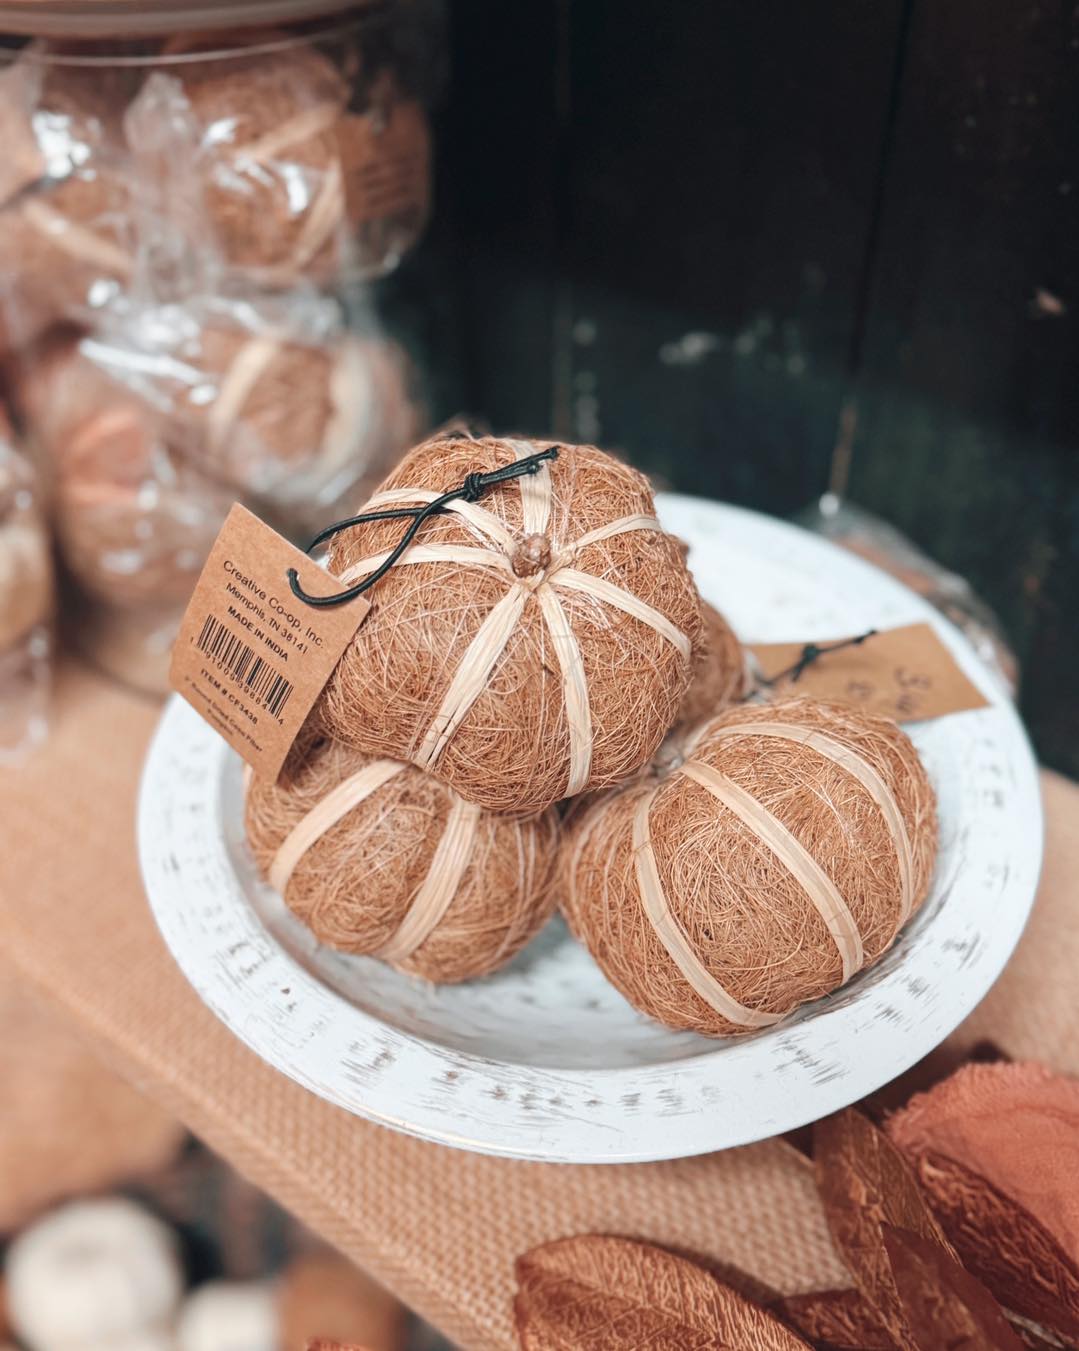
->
[0,53,138,351]
[0,416,54,759]
[0,9,437,351]
[130,38,432,289]
[80,295,423,536]
[798,493,1019,698]
[15,333,233,692]
[0,6,439,694]
[18,335,234,609]
[13,303,423,693]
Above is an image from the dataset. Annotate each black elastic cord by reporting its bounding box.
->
[755,628,878,688]
[287,445,561,608]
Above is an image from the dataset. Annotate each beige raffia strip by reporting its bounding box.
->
[534,584,593,795]
[361,487,515,551]
[22,199,133,276]
[509,439,553,536]
[291,157,345,269]
[508,440,591,793]
[413,586,530,773]
[207,335,282,452]
[552,569,693,662]
[339,543,512,586]
[236,101,341,163]
[319,341,373,478]
[569,513,662,555]
[269,759,405,895]
[632,788,782,1029]
[709,721,916,927]
[680,759,864,982]
[376,795,482,963]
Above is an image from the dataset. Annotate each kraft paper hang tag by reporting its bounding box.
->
[170,505,369,779]
[748,621,990,722]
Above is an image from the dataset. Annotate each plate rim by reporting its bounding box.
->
[138,494,1044,1163]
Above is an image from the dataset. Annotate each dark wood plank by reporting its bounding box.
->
[559,1,905,513]
[847,0,1079,773]
[411,0,565,434]
[419,0,1079,771]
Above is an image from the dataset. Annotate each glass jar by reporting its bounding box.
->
[0,5,439,694]
[0,7,439,354]
[14,296,423,695]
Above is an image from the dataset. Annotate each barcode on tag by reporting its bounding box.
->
[195,615,294,720]
[170,505,370,780]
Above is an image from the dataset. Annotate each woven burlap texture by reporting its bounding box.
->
[0,974,183,1232]
[0,663,1072,1350]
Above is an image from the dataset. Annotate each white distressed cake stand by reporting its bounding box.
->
[139,495,1042,1163]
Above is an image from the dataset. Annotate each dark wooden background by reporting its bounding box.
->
[387,0,1079,777]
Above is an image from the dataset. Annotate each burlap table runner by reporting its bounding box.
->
[0,973,184,1231]
[0,662,1073,1350]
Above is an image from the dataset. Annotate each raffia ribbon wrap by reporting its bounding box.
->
[159,39,352,285]
[246,737,559,984]
[314,436,704,814]
[162,42,429,287]
[182,326,417,514]
[561,697,938,1037]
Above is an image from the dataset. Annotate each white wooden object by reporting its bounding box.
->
[138,496,1043,1163]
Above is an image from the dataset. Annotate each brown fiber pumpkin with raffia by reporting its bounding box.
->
[561,697,938,1036]
[312,434,704,814]
[246,735,559,983]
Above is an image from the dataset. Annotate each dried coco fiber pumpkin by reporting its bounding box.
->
[314,435,704,814]
[0,41,138,198]
[55,411,229,610]
[157,39,429,286]
[58,418,230,611]
[246,736,559,983]
[561,697,938,1036]
[17,338,232,611]
[147,38,349,286]
[676,599,746,728]
[164,322,420,519]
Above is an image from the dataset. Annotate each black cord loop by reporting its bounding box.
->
[286,445,561,609]
[753,628,878,690]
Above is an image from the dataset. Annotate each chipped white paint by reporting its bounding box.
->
[138,496,1043,1163]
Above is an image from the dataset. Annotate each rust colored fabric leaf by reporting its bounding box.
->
[882,1225,1024,1350]
[887,1062,1079,1262]
[775,1288,897,1349]
[913,1151,1079,1342]
[815,1109,955,1351]
[514,1234,812,1350]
